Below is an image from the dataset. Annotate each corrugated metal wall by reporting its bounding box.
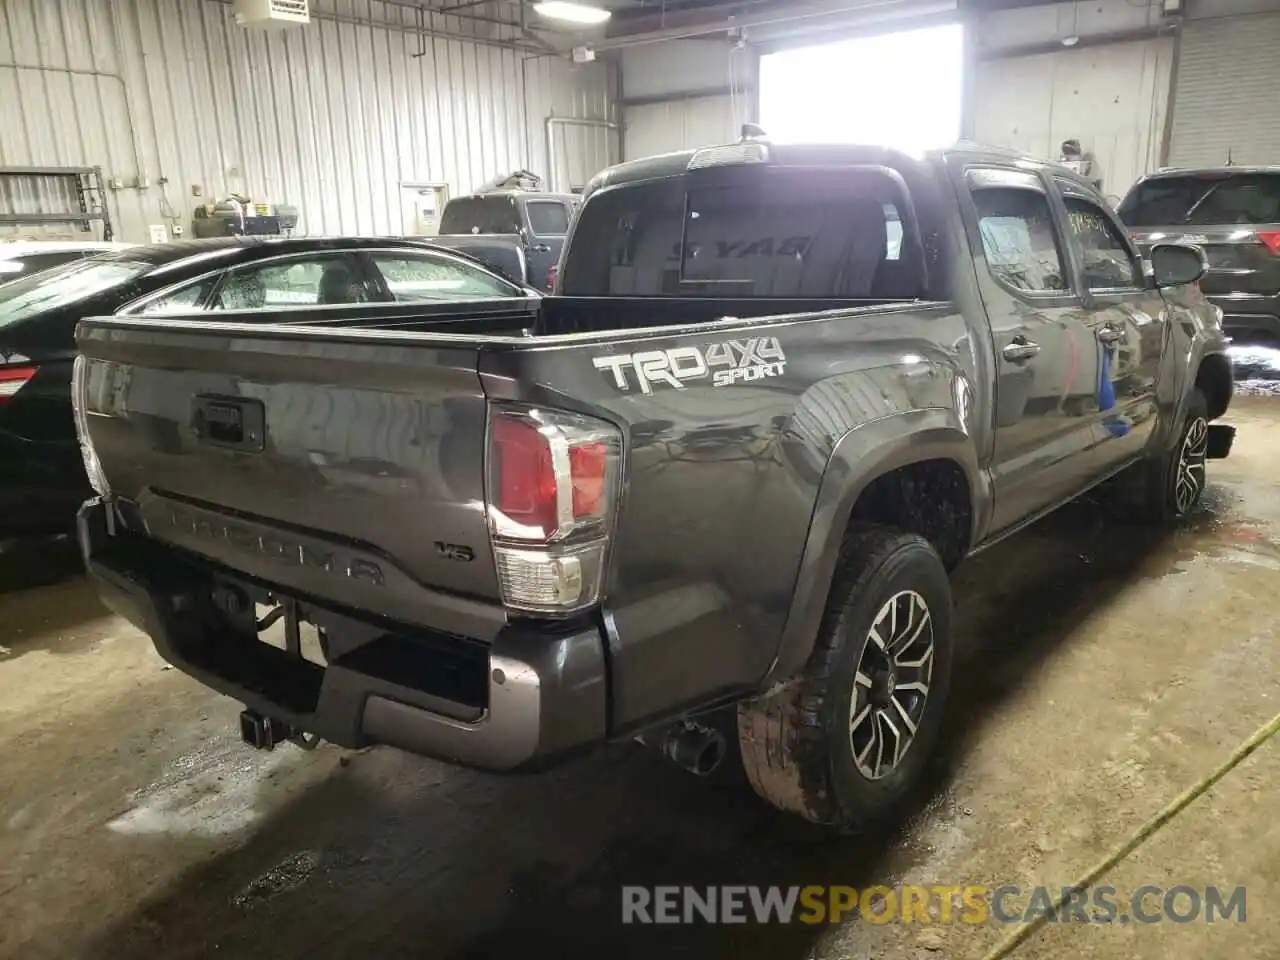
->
[0,0,615,242]
[619,39,752,161]
[623,95,741,160]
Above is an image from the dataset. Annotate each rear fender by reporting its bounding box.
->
[761,409,982,687]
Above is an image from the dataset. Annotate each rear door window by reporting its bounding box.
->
[140,277,219,314]
[970,187,1068,294]
[1118,173,1280,226]
[209,254,375,310]
[559,168,920,299]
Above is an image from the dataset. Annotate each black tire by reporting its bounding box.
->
[1133,387,1210,524]
[737,526,953,831]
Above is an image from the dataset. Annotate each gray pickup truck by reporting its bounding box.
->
[429,189,579,293]
[73,140,1234,831]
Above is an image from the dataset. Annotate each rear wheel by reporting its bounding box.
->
[737,526,953,831]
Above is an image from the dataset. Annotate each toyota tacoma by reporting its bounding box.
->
[73,138,1234,830]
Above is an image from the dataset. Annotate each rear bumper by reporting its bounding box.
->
[78,498,608,771]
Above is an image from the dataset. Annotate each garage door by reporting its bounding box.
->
[1168,14,1280,168]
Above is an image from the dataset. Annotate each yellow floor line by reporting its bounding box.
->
[978,708,1280,960]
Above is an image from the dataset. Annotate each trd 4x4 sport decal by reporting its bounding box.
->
[592,337,786,395]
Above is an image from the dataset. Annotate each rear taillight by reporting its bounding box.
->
[547,264,559,292]
[0,365,37,402]
[1256,230,1280,256]
[486,404,621,614]
[71,355,111,496]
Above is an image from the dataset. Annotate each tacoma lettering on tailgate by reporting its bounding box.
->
[592,337,786,395]
[158,503,386,586]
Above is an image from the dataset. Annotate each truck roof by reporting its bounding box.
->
[583,139,1102,197]
[455,190,578,203]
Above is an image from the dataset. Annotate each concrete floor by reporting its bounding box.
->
[2,399,1278,960]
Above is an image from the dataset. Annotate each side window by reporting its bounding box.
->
[971,187,1068,294]
[144,277,218,314]
[370,253,517,301]
[526,201,570,236]
[1061,195,1144,290]
[209,254,374,310]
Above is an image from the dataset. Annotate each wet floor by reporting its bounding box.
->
[2,400,1279,960]
[1230,341,1280,396]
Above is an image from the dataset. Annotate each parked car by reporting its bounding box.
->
[74,141,1234,831]
[0,240,134,286]
[0,236,536,538]
[1119,166,1280,342]
[430,189,579,292]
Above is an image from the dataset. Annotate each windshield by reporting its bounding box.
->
[439,196,522,235]
[1118,172,1280,226]
[558,168,922,299]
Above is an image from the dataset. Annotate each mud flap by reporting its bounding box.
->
[1207,424,1235,460]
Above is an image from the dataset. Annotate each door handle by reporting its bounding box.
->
[531,243,551,253]
[1002,339,1041,362]
[1097,325,1125,344]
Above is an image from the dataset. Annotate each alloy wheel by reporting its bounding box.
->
[1175,416,1209,516]
[849,590,935,780]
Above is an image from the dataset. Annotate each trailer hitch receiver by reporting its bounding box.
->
[239,709,292,751]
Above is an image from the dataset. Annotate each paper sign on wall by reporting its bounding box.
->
[148,224,169,243]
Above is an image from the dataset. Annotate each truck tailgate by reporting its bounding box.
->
[76,317,505,639]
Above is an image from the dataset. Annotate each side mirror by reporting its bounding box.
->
[1150,242,1208,288]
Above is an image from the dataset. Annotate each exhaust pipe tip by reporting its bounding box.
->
[639,719,727,777]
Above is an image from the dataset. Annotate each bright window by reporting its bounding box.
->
[758,22,965,155]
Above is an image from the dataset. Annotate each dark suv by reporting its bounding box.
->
[1119,167,1280,342]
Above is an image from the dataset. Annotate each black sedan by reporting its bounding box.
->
[0,236,535,538]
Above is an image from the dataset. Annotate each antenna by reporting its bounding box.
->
[1226,147,1234,166]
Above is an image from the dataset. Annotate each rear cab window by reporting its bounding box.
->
[558,166,924,300]
[439,196,522,235]
[1119,172,1280,226]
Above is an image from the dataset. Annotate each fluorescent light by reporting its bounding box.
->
[0,262,23,274]
[533,1,611,25]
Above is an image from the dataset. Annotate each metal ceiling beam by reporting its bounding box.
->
[597,0,953,47]
[601,0,1080,36]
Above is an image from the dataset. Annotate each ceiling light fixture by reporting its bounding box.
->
[533,1,611,25]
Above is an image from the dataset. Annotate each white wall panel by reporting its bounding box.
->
[623,95,739,160]
[0,0,614,241]
[619,39,754,100]
[973,39,1172,203]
